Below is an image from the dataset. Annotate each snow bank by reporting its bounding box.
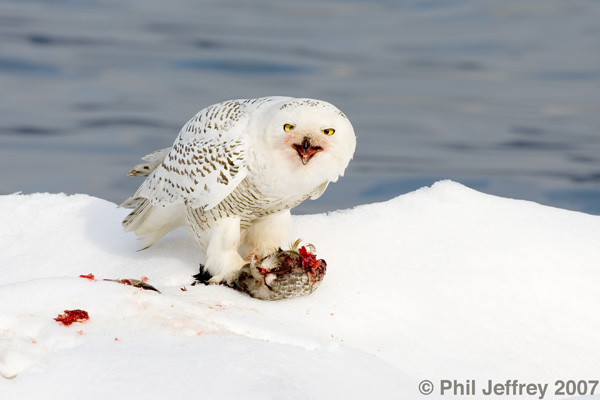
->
[1,181,599,399]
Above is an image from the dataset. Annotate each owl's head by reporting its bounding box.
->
[256,97,356,184]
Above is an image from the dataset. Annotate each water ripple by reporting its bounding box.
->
[0,56,62,76]
[172,58,313,75]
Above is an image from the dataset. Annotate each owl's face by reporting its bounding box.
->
[258,98,356,184]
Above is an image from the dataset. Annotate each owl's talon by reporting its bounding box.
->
[290,238,303,251]
[207,276,224,285]
[244,252,259,262]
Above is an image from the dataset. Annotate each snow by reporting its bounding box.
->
[1,181,599,399]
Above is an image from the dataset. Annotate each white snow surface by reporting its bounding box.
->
[1,181,599,399]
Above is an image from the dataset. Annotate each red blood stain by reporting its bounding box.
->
[208,303,226,311]
[140,276,150,283]
[298,246,322,272]
[55,309,89,326]
[79,273,95,280]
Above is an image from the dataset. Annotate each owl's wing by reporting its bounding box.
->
[308,181,329,200]
[134,100,252,211]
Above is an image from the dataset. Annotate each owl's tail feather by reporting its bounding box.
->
[121,147,184,249]
[121,197,185,250]
[127,147,171,177]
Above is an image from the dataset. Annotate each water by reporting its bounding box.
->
[1,0,599,214]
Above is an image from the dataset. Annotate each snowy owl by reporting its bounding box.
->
[121,96,356,284]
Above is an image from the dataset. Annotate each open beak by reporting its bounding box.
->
[293,136,323,165]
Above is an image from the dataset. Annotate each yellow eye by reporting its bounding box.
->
[283,123,294,133]
[322,128,335,136]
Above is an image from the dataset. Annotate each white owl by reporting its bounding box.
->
[121,97,356,284]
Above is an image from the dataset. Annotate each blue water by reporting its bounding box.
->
[1,0,599,214]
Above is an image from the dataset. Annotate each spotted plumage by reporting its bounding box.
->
[121,96,356,284]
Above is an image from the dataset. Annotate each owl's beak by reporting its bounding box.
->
[293,136,323,165]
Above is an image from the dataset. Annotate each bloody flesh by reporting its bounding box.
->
[54,309,89,326]
[298,246,322,272]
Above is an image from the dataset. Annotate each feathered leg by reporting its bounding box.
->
[240,210,291,258]
[204,216,245,284]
